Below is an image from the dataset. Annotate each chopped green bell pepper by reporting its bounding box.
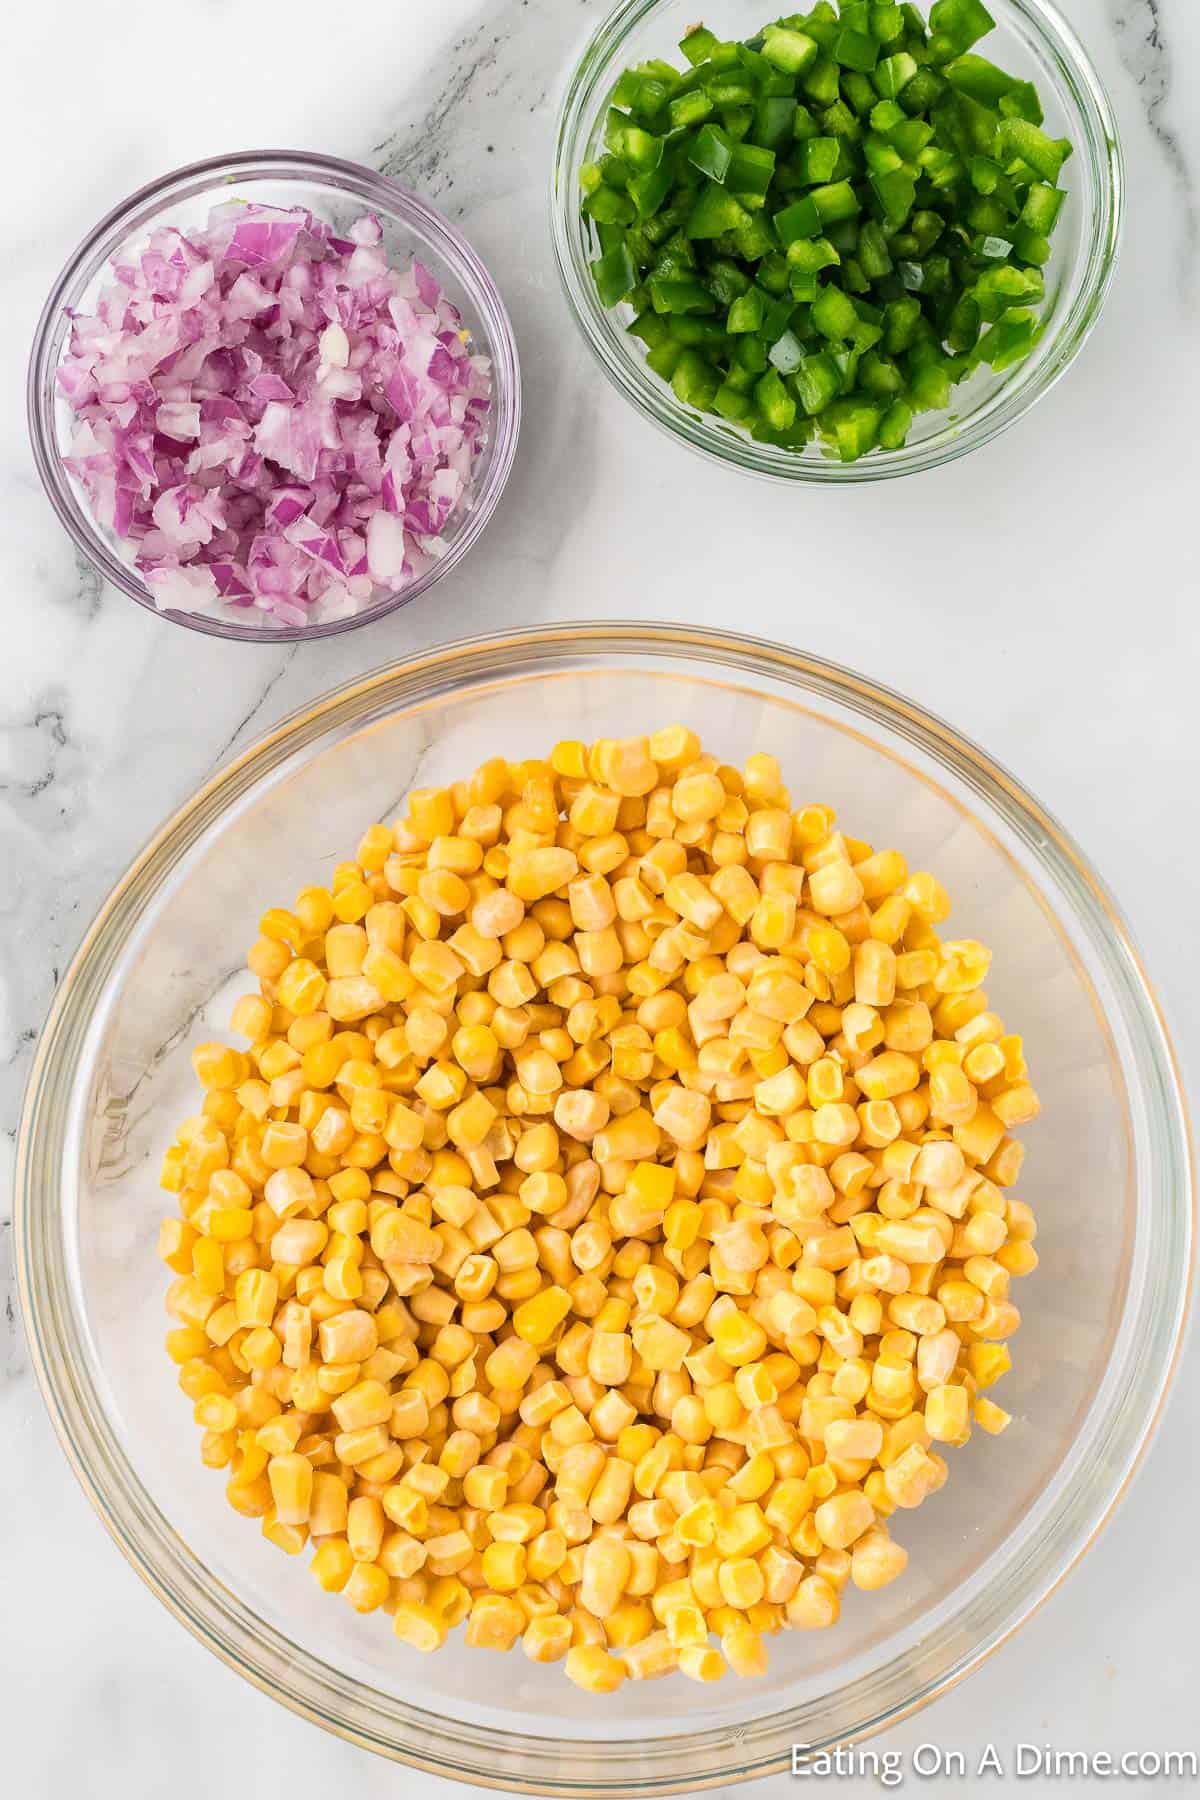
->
[580,0,1071,460]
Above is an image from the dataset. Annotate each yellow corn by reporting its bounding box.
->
[158,729,1040,1695]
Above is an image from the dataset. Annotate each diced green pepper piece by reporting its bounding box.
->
[859,347,904,396]
[825,217,861,255]
[689,123,734,182]
[735,42,773,87]
[628,163,673,218]
[889,117,934,159]
[972,262,1044,318]
[999,81,1044,125]
[911,209,945,253]
[603,107,631,154]
[812,282,860,341]
[686,182,752,238]
[858,220,893,278]
[644,339,683,380]
[761,26,819,75]
[909,358,952,408]
[651,239,696,281]
[901,67,948,114]
[755,366,798,428]
[648,275,716,313]
[792,103,821,141]
[584,186,636,226]
[590,241,637,306]
[598,152,632,189]
[729,141,778,196]
[753,96,799,150]
[669,89,714,129]
[796,136,841,185]
[713,381,755,420]
[709,257,754,304]
[734,333,770,374]
[622,126,665,172]
[870,98,906,132]
[945,53,1017,107]
[803,55,842,106]
[732,212,776,260]
[878,398,913,447]
[680,25,721,66]
[874,52,917,98]
[811,180,862,224]
[669,316,727,348]
[801,3,841,49]
[836,28,879,73]
[774,195,823,243]
[721,106,755,141]
[918,143,961,188]
[787,235,841,274]
[822,101,864,146]
[947,292,981,350]
[996,118,1072,183]
[842,71,879,117]
[672,348,720,408]
[627,309,671,348]
[610,70,642,110]
[755,415,816,448]
[728,287,767,333]
[760,291,797,338]
[707,77,757,107]
[864,133,904,175]
[834,402,882,460]
[725,359,759,394]
[972,304,1040,370]
[1021,181,1065,233]
[757,251,791,296]
[795,351,842,414]
[871,3,905,43]
[928,0,996,60]
[882,295,922,352]
[1013,226,1051,266]
[968,154,1013,199]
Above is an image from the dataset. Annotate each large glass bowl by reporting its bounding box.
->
[16,623,1191,1791]
[27,150,521,640]
[552,0,1122,482]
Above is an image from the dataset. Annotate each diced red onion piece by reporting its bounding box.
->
[56,202,492,626]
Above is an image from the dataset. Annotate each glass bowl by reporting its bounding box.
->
[551,0,1122,482]
[16,623,1191,1791]
[27,150,521,640]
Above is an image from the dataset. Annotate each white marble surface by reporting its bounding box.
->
[3,0,1198,1794]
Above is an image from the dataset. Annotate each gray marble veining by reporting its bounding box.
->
[1107,0,1198,297]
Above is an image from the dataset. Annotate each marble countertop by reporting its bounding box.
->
[3,1,1197,1794]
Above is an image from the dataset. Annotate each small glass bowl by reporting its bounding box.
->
[16,624,1192,1790]
[552,0,1122,482]
[27,150,521,640]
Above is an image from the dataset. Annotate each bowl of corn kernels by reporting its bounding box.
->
[16,623,1191,1789]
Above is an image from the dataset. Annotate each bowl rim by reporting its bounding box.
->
[26,147,522,641]
[16,621,1193,1790]
[550,0,1124,484]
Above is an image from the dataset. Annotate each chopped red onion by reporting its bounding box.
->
[58,203,492,626]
